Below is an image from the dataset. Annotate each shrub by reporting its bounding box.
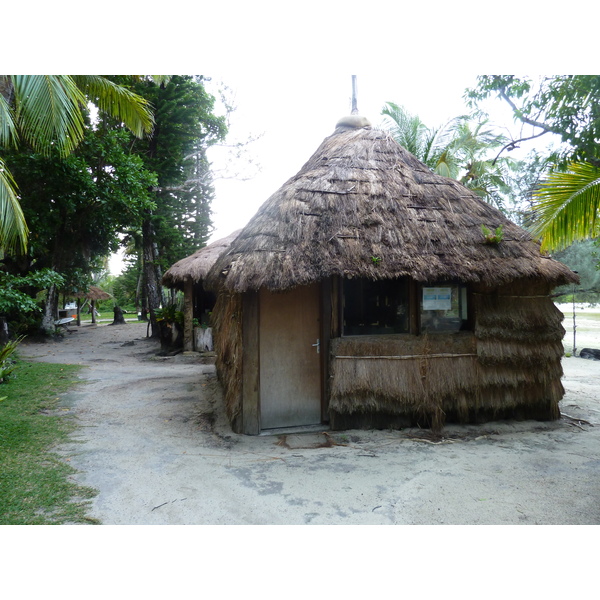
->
[0,337,24,383]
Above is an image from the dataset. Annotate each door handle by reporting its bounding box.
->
[312,338,320,354]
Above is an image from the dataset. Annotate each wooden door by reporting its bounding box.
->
[259,284,322,429]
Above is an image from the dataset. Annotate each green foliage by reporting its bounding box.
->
[531,161,600,251]
[467,76,600,251]
[5,127,157,273]
[0,336,23,382]
[0,269,64,314]
[112,260,140,308]
[553,240,600,303]
[381,102,515,208]
[381,102,451,172]
[466,75,600,166]
[1,125,156,325]
[500,150,553,227]
[481,224,504,244]
[130,76,228,271]
[0,156,28,253]
[1,75,155,254]
[154,304,184,325]
[0,358,98,524]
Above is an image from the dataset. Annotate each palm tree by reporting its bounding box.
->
[381,102,460,177]
[381,102,514,208]
[0,75,157,254]
[449,119,516,207]
[530,161,600,251]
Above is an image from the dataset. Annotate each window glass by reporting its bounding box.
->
[343,278,409,335]
[420,284,468,333]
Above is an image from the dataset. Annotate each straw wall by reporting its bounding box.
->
[329,333,478,431]
[472,281,565,421]
[211,291,243,431]
[328,280,566,431]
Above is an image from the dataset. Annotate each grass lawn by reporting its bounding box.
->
[79,310,139,322]
[0,357,98,524]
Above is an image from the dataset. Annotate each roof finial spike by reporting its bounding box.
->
[335,75,371,130]
[351,75,359,115]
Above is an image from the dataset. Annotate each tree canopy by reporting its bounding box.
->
[0,75,155,254]
[466,75,600,165]
[467,75,600,252]
[0,74,231,336]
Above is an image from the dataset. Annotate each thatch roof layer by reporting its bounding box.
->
[73,286,111,301]
[207,124,578,293]
[162,230,241,290]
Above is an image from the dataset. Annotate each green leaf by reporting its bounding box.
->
[0,157,28,253]
[0,91,18,149]
[11,75,87,158]
[531,161,600,251]
[72,76,154,138]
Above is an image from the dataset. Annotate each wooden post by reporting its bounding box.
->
[76,298,81,327]
[91,299,97,325]
[183,277,194,352]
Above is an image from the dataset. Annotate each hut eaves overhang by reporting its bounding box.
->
[206,121,578,293]
[162,229,242,291]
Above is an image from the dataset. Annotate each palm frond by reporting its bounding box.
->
[531,161,600,251]
[11,75,87,157]
[72,76,154,138]
[0,158,28,253]
[433,149,460,179]
[382,102,437,169]
[0,93,18,149]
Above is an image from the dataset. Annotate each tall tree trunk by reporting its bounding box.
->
[41,284,59,335]
[142,215,162,338]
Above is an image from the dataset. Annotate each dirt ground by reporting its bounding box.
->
[18,309,600,525]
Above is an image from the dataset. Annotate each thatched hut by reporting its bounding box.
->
[206,115,579,435]
[162,230,240,351]
[72,285,112,325]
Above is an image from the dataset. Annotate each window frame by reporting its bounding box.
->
[419,281,471,334]
[339,277,471,337]
[341,276,411,336]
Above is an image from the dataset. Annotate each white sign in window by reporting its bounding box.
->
[422,287,452,311]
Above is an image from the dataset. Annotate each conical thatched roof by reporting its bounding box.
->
[162,230,241,290]
[207,119,578,293]
[73,286,111,301]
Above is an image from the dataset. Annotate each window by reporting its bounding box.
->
[343,278,409,335]
[341,278,470,336]
[420,284,469,333]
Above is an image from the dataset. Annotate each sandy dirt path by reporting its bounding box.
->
[19,318,600,525]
